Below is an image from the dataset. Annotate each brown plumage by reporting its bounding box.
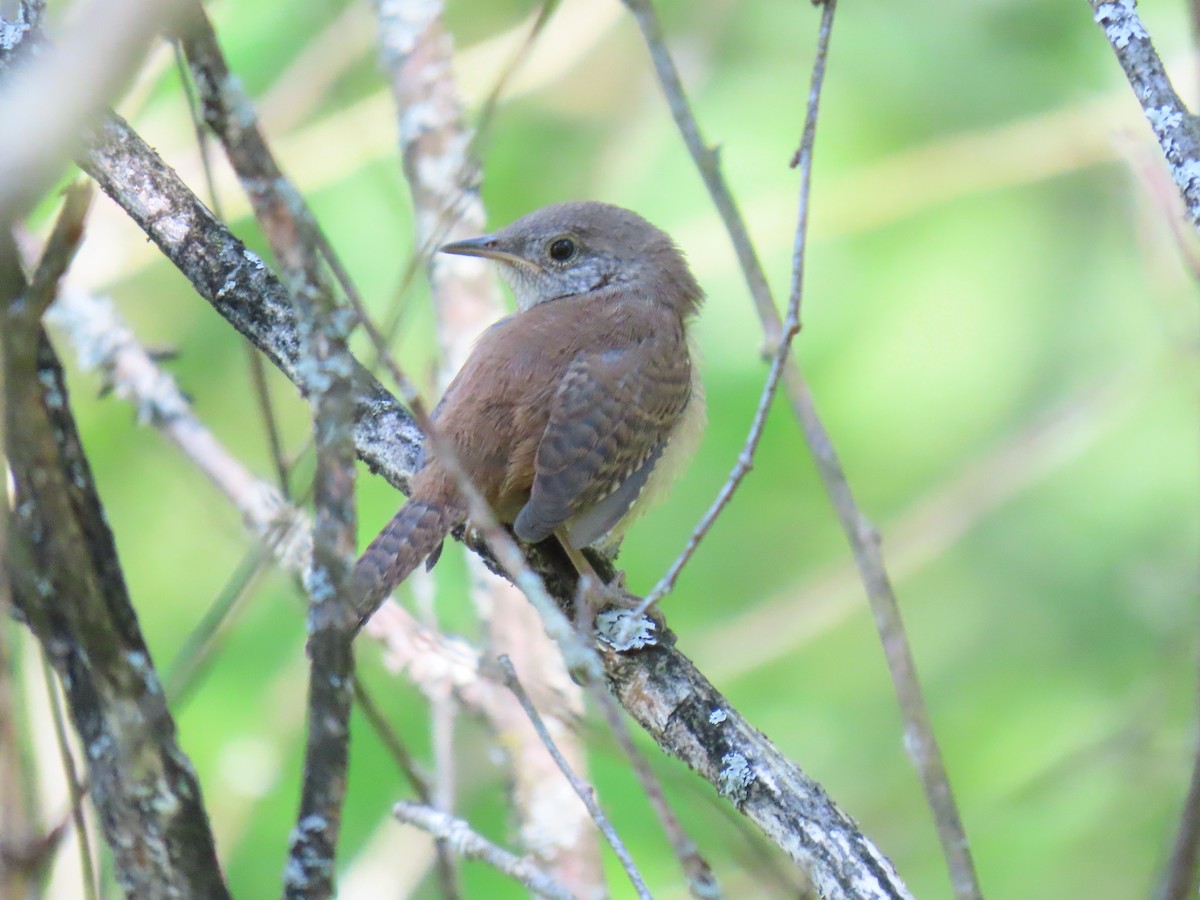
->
[351,201,704,629]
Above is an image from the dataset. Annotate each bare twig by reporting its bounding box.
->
[361,674,465,896]
[392,802,573,900]
[1159,688,1200,899]
[163,546,273,705]
[245,345,292,497]
[1088,0,1200,229]
[622,2,980,896]
[40,655,97,900]
[469,0,560,155]
[617,0,778,346]
[638,332,792,610]
[499,655,650,899]
[586,667,721,898]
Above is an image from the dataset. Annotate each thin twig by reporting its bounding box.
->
[1159,681,1200,899]
[352,682,433,804]
[499,655,650,899]
[588,654,721,898]
[359,674,466,896]
[618,0,778,345]
[638,339,793,612]
[469,0,560,155]
[392,802,573,900]
[637,0,826,613]
[245,347,292,498]
[163,546,272,706]
[622,2,981,896]
[40,654,97,900]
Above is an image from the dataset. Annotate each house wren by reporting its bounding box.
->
[351,201,704,626]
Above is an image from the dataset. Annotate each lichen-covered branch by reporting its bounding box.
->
[1089,0,1200,227]
[603,633,909,900]
[283,203,359,900]
[77,113,424,496]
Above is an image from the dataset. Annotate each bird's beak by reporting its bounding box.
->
[439,235,537,271]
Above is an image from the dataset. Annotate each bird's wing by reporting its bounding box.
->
[513,333,692,547]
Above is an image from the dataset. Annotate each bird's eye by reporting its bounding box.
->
[548,238,576,262]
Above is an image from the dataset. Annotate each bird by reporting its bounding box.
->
[350,201,705,629]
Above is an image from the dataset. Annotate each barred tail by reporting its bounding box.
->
[351,490,460,631]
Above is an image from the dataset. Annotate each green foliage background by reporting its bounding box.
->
[25,0,1200,896]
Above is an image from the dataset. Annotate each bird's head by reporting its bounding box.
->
[439,201,702,316]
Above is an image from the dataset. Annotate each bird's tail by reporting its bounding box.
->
[350,480,462,631]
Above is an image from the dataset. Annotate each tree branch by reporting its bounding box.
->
[392,802,573,900]
[2,219,229,898]
[1088,0,1200,228]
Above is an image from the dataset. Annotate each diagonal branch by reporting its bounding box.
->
[1088,0,1200,229]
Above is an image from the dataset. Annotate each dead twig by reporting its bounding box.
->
[499,655,651,899]
[621,1,980,895]
[392,802,573,900]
